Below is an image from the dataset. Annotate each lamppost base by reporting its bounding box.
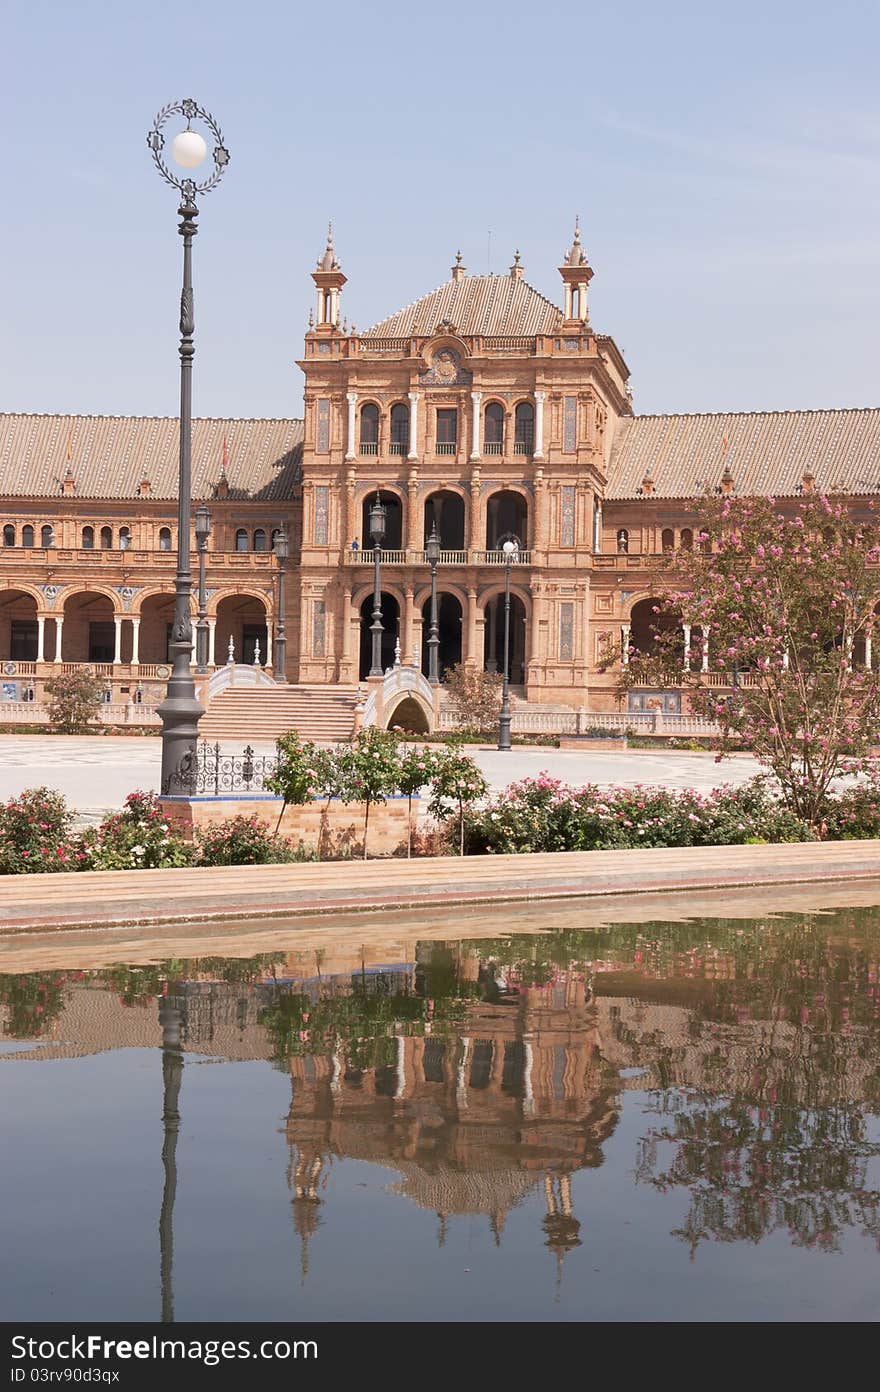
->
[158,680,204,794]
[497,710,512,751]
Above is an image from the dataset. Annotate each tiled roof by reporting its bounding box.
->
[607,408,880,500]
[364,273,563,338]
[0,414,303,501]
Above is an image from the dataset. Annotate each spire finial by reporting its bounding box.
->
[317,221,339,272]
[451,249,466,282]
[509,248,524,281]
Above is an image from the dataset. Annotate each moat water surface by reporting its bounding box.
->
[2,906,880,1322]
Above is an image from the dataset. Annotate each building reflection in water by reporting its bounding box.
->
[3,910,880,1294]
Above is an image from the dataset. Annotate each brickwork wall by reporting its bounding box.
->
[160,794,419,857]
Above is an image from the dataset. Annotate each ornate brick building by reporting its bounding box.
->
[4,220,880,727]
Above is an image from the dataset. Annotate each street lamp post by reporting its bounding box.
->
[194,505,211,673]
[369,491,386,677]
[147,98,230,795]
[497,537,519,751]
[274,529,289,682]
[426,521,441,685]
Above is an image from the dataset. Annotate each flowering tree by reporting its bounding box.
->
[428,745,488,856]
[397,746,438,857]
[265,731,321,835]
[609,494,880,826]
[346,727,403,859]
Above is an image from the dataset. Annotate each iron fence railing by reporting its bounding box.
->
[163,741,278,796]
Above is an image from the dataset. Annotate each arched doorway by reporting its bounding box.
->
[216,594,269,666]
[361,491,403,550]
[483,593,527,684]
[386,696,430,734]
[61,592,119,663]
[0,589,38,662]
[359,592,400,679]
[420,592,463,678]
[138,594,176,665]
[629,597,681,659]
[485,491,528,549]
[423,491,465,550]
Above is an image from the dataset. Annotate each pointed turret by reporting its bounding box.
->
[451,250,466,283]
[311,222,347,329]
[558,216,593,324]
[509,249,524,282]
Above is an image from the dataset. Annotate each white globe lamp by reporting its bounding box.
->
[170,128,208,169]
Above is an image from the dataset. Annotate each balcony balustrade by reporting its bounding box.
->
[344,548,531,567]
[435,442,457,456]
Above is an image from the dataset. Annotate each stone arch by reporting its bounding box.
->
[0,580,45,610]
[420,590,463,678]
[628,595,681,658]
[132,584,191,615]
[0,587,39,663]
[358,590,401,679]
[58,583,123,615]
[423,487,466,549]
[359,486,404,550]
[384,694,431,734]
[484,487,529,550]
[60,589,120,663]
[207,585,274,619]
[216,592,270,667]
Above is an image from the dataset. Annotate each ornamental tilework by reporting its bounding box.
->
[561,486,575,547]
[314,485,329,545]
[313,600,326,657]
[563,396,577,453]
[316,399,331,454]
[559,602,574,661]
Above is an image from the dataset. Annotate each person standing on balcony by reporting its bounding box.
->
[350,538,359,551]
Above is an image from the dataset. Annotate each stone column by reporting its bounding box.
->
[131,618,140,665]
[621,624,631,666]
[344,469,356,547]
[403,588,415,664]
[486,599,498,672]
[702,625,710,673]
[345,392,357,461]
[407,472,421,552]
[533,391,545,460]
[865,627,873,671]
[36,615,45,663]
[470,391,482,459]
[113,616,123,665]
[54,616,63,663]
[534,470,548,553]
[207,618,216,667]
[468,469,482,553]
[682,622,691,672]
[407,391,419,459]
[466,587,478,667]
[340,589,353,665]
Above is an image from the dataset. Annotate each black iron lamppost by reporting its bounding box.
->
[426,521,441,685]
[369,490,386,676]
[274,528,289,683]
[147,98,230,794]
[497,537,520,751]
[194,505,211,673]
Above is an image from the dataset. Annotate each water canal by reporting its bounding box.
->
[2,898,880,1322]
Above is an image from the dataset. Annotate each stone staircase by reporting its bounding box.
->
[200,684,359,743]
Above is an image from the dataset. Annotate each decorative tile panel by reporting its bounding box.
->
[563,396,577,453]
[316,398,331,454]
[559,602,574,661]
[313,600,326,657]
[314,485,329,545]
[560,485,575,546]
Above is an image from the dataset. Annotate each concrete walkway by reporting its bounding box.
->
[2,839,879,934]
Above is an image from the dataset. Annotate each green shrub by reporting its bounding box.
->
[0,787,76,874]
[80,791,194,871]
[44,669,106,733]
[196,815,313,865]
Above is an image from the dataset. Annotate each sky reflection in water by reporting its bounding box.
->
[2,907,880,1322]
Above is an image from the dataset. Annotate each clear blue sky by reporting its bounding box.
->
[3,0,879,420]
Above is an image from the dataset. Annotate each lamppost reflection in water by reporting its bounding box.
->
[159,991,184,1324]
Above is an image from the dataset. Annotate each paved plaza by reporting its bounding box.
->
[0,733,763,812]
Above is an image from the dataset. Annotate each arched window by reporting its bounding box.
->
[100,526,112,549]
[41,524,54,548]
[513,402,535,455]
[158,527,172,551]
[360,403,379,455]
[22,525,34,548]
[616,528,629,554]
[235,528,249,552]
[81,526,94,549]
[484,402,504,455]
[680,528,693,551]
[253,529,267,552]
[2,524,14,547]
[699,531,712,554]
[119,527,131,550]
[389,402,409,455]
[661,528,675,552]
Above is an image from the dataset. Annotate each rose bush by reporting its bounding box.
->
[80,791,195,870]
[0,787,77,874]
